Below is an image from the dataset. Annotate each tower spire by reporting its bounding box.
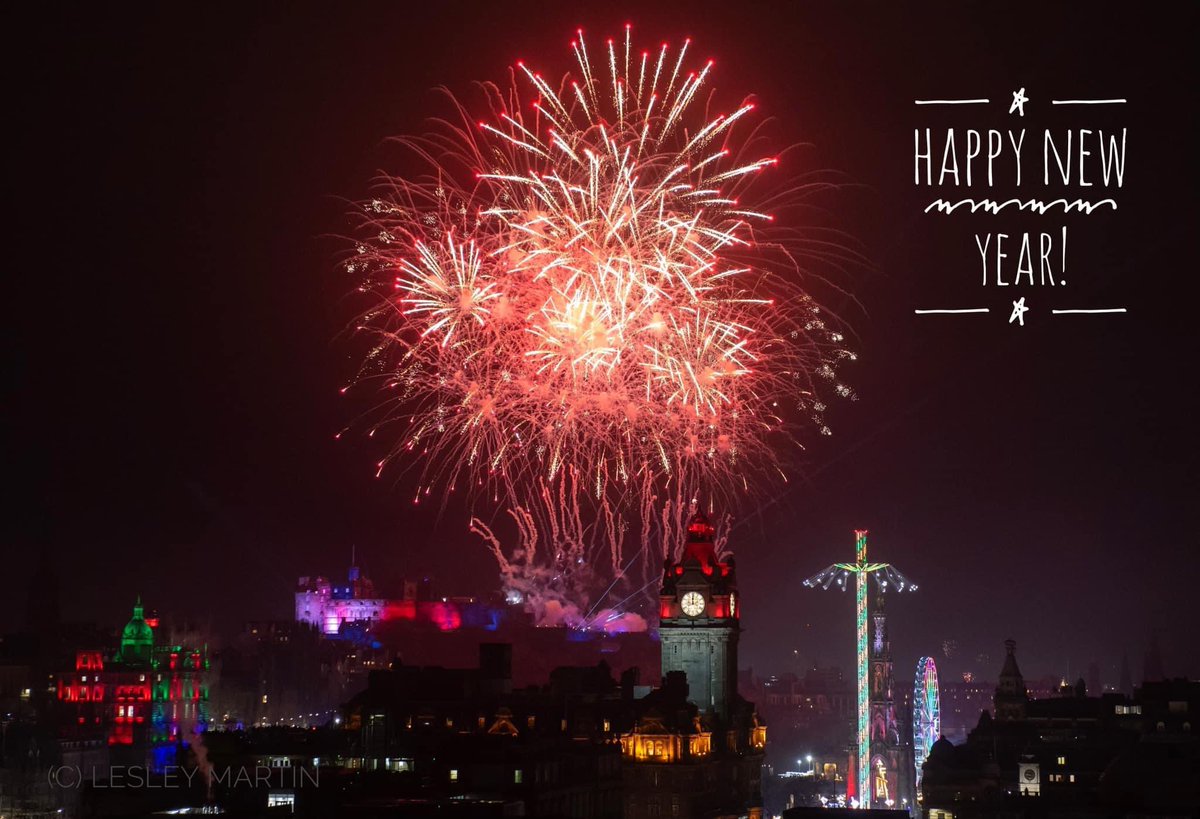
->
[995,638,1028,720]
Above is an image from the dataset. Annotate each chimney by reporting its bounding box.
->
[479,643,513,695]
[621,667,641,701]
[664,670,689,700]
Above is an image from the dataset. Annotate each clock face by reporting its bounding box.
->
[680,591,705,617]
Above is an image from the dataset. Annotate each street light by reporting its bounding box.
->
[806,755,814,775]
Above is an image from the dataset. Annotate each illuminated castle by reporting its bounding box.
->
[296,562,502,638]
[56,598,210,770]
[296,563,386,635]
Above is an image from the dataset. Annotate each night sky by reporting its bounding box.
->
[5,3,1197,687]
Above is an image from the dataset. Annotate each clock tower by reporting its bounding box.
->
[659,510,740,720]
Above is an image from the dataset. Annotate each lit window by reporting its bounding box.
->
[603,719,611,732]
[449,769,458,782]
[266,791,295,809]
[1056,755,1066,766]
[514,769,523,784]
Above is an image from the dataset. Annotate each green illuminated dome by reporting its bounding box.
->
[118,596,154,666]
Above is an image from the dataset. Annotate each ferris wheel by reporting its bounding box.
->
[913,656,941,788]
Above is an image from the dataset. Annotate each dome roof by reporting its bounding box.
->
[930,734,955,755]
[118,597,154,665]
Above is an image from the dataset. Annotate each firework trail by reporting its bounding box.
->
[344,27,857,622]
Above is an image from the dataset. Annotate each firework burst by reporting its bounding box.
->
[345,27,857,614]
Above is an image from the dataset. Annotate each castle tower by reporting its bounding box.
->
[994,638,1028,721]
[658,510,740,720]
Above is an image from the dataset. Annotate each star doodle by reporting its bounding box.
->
[1009,297,1029,326]
[1009,87,1029,117]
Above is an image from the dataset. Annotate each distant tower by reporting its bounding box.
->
[1119,653,1134,696]
[659,509,740,720]
[994,639,1028,721]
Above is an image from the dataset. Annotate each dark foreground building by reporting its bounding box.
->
[921,640,1200,818]
[343,642,623,816]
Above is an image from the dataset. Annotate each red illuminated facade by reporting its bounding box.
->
[55,599,209,765]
